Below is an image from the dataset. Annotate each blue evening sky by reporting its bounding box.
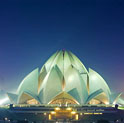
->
[0,0,124,94]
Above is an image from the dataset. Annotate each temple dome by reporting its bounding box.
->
[7,50,122,105]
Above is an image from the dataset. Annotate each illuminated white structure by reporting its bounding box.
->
[7,50,123,105]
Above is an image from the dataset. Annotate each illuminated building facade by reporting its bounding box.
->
[7,50,123,105]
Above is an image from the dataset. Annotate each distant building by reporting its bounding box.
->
[7,50,124,105]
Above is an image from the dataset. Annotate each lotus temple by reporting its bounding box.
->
[7,50,124,105]
[0,50,124,123]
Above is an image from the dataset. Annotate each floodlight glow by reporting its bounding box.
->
[105,101,109,105]
[71,111,76,114]
[51,111,56,114]
[48,114,52,120]
[66,107,72,111]
[75,114,78,120]
[44,113,47,115]
[55,107,60,111]
[0,97,9,105]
